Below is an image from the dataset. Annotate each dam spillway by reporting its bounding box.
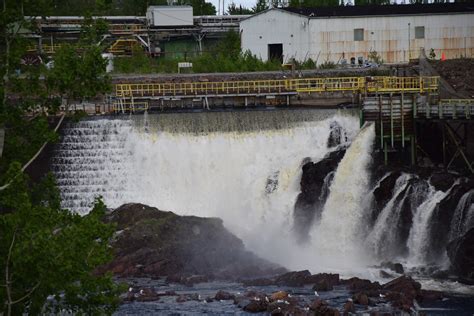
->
[52,108,474,283]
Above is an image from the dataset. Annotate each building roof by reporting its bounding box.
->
[282,2,474,18]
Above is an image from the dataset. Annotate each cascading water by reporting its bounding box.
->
[308,122,375,267]
[53,109,360,270]
[53,109,473,289]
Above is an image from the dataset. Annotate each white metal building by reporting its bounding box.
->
[146,6,193,27]
[240,3,474,64]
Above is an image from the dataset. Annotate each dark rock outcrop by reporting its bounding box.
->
[293,149,346,243]
[100,203,284,280]
[447,227,474,282]
[429,180,474,262]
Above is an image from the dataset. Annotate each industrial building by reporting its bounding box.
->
[240,3,474,65]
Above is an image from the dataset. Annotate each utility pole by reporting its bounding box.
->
[408,22,411,62]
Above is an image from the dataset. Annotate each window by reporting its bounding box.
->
[415,26,425,39]
[354,28,364,41]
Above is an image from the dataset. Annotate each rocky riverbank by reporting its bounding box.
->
[97,202,474,314]
[99,203,285,281]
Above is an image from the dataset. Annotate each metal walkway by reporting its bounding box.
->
[115,76,440,99]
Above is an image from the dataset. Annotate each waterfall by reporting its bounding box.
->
[365,174,413,259]
[309,122,375,267]
[407,187,450,265]
[449,189,474,241]
[53,110,360,270]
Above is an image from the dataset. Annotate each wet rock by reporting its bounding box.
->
[275,270,312,286]
[176,295,188,303]
[352,292,369,305]
[371,171,402,225]
[205,296,214,303]
[135,287,160,302]
[307,273,340,287]
[380,261,404,274]
[379,270,393,279]
[429,172,456,191]
[309,298,340,315]
[267,300,301,315]
[430,181,474,261]
[382,275,422,308]
[312,279,333,291]
[183,275,208,286]
[343,300,355,314]
[270,291,288,301]
[293,149,346,243]
[447,227,474,281]
[328,120,347,147]
[341,277,381,293]
[215,290,234,301]
[99,203,283,280]
[243,299,268,313]
[420,289,444,302]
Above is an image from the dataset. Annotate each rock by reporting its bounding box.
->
[380,262,404,274]
[176,295,188,303]
[341,277,381,293]
[312,279,333,291]
[270,291,288,301]
[215,290,234,301]
[99,203,283,280]
[420,289,443,302]
[135,287,160,302]
[447,227,474,281]
[293,149,346,243]
[243,299,268,313]
[307,273,340,287]
[429,172,456,191]
[371,171,401,225]
[352,292,369,305]
[379,270,393,279]
[205,296,214,303]
[309,299,340,315]
[275,270,312,286]
[328,120,348,147]
[429,181,474,261]
[343,300,355,314]
[382,275,422,308]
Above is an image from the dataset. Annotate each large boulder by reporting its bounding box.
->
[293,149,346,243]
[447,227,474,282]
[99,203,284,280]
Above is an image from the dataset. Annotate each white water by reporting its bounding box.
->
[308,123,375,268]
[365,173,412,259]
[449,189,474,241]
[54,110,361,271]
[407,187,449,265]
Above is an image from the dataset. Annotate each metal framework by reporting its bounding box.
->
[115,76,440,98]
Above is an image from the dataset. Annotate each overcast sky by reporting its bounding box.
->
[208,0,256,14]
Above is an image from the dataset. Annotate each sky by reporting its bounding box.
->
[208,0,256,14]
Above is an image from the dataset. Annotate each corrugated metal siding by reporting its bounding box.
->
[240,10,474,64]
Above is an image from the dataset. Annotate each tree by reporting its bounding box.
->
[288,0,340,7]
[252,0,269,12]
[177,0,216,15]
[46,16,111,113]
[0,165,121,315]
[227,3,253,14]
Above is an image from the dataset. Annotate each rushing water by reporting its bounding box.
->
[53,109,474,296]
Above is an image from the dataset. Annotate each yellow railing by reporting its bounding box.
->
[112,100,149,113]
[26,44,62,53]
[115,76,439,98]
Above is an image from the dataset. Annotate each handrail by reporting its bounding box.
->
[115,76,440,98]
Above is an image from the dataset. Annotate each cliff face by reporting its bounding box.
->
[100,203,284,280]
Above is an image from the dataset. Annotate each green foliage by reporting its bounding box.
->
[368,50,383,64]
[253,0,269,12]
[319,61,337,69]
[0,166,121,315]
[178,0,216,15]
[80,15,109,45]
[227,3,253,14]
[429,48,436,60]
[46,44,111,109]
[354,0,390,5]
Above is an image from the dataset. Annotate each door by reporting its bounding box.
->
[268,43,283,63]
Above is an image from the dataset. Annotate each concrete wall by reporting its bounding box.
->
[240,10,310,62]
[240,9,474,64]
